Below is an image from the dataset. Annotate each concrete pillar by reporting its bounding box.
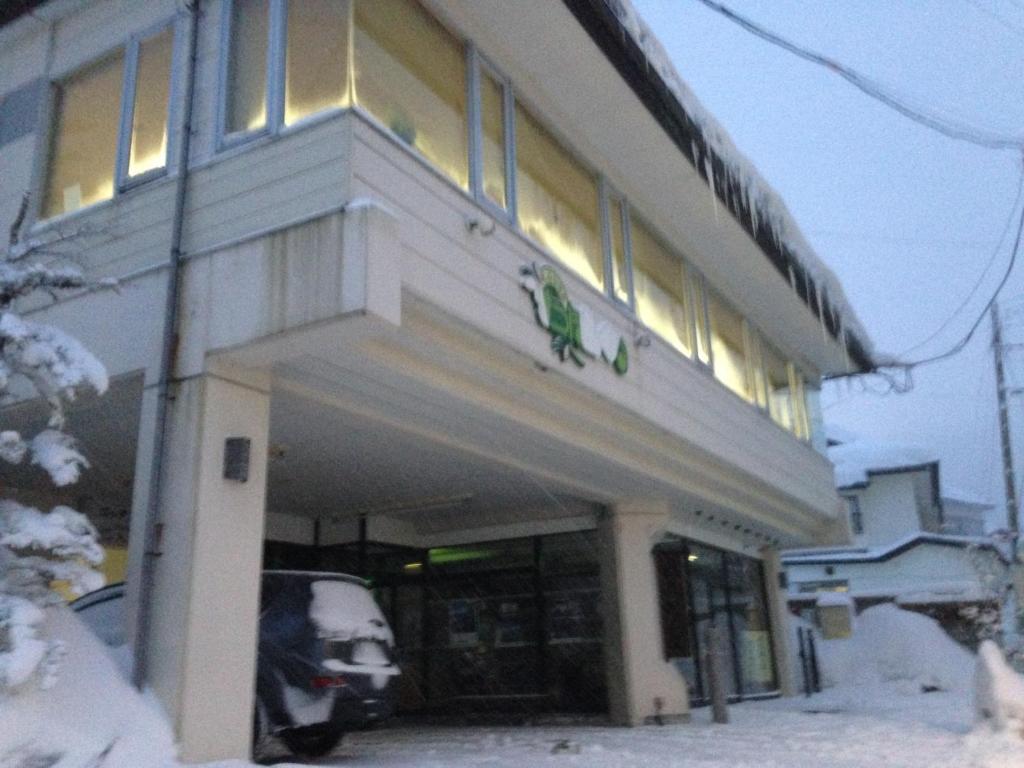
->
[761,547,796,697]
[145,367,271,762]
[600,502,690,725]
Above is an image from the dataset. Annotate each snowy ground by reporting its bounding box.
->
[4,605,1024,768]
[246,689,1018,768]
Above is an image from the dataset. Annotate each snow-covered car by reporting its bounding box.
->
[254,571,400,757]
[71,571,400,759]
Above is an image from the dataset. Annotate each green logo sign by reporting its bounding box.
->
[520,263,628,375]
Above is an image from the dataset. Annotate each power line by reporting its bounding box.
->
[894,185,1024,370]
[693,0,1024,151]
[898,165,1024,357]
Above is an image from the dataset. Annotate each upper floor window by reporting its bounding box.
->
[224,0,270,137]
[631,214,693,358]
[354,0,468,189]
[285,0,350,125]
[764,343,793,431]
[44,23,176,219]
[707,291,751,402]
[45,55,123,218]
[515,102,603,293]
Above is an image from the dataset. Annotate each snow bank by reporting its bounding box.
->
[975,640,1024,737]
[816,604,973,692]
[0,606,177,768]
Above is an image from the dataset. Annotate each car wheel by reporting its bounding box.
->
[280,728,343,758]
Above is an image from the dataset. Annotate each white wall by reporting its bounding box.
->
[850,472,923,547]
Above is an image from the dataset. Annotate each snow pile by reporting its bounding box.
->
[816,604,973,693]
[826,433,937,488]
[0,607,177,768]
[611,0,874,362]
[975,640,1024,737]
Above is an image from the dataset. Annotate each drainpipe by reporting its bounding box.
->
[131,0,200,689]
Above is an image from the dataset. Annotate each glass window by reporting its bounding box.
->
[631,215,693,356]
[44,54,124,218]
[354,0,468,189]
[225,0,270,135]
[608,198,629,304]
[479,69,506,209]
[515,102,603,292]
[691,274,711,366]
[790,366,811,440]
[730,556,776,694]
[708,292,751,401]
[764,344,793,431]
[746,328,769,410]
[285,0,350,125]
[127,27,174,179]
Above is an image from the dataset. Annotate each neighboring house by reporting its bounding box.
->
[783,432,1005,644]
[0,0,873,761]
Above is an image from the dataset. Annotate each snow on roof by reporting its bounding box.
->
[612,0,876,367]
[782,531,1004,564]
[826,432,937,488]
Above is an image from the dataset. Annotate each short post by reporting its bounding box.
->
[703,621,729,724]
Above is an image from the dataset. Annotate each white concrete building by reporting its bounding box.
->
[0,0,873,760]
[783,433,1005,640]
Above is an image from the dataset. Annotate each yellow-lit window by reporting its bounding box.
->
[691,274,711,365]
[764,344,793,430]
[479,69,507,209]
[285,0,350,125]
[790,366,811,440]
[609,198,629,304]
[127,27,174,178]
[746,328,769,409]
[354,0,468,189]
[708,292,752,402]
[225,0,269,135]
[631,215,692,356]
[515,103,603,292]
[44,54,124,218]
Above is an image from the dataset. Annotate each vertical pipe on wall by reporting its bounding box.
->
[132,0,200,690]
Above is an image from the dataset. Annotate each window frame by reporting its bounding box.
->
[40,17,179,223]
[117,19,181,192]
[217,0,281,151]
[599,179,634,310]
[467,45,515,223]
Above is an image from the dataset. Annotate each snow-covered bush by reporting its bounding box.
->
[976,640,1024,738]
[0,195,109,694]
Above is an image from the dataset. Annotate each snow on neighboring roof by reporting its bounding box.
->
[826,432,937,488]
[612,0,876,366]
[782,531,1004,564]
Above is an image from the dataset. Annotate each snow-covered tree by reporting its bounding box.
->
[0,193,109,693]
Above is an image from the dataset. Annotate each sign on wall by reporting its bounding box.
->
[519,263,629,375]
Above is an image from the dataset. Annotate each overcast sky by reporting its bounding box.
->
[632,0,1024,527]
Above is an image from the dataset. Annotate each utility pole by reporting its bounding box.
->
[992,301,1021,549]
[992,301,1023,647]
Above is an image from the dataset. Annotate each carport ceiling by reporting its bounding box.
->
[266,386,589,521]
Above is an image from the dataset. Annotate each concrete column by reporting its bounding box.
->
[600,502,690,725]
[761,547,796,697]
[146,367,271,762]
